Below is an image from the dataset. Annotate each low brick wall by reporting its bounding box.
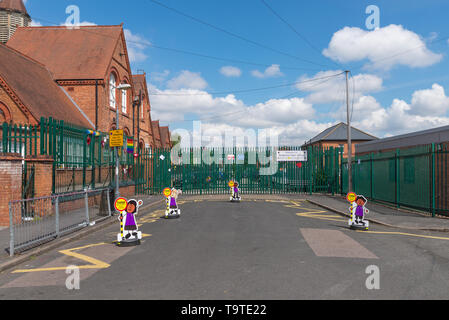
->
[0,153,23,226]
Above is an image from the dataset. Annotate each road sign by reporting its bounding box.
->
[346,192,357,202]
[228,181,234,188]
[227,154,235,161]
[114,197,128,211]
[276,150,307,162]
[163,188,172,197]
[109,130,124,147]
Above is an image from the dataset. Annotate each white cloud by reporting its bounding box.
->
[60,21,97,27]
[150,70,170,83]
[149,85,315,127]
[219,66,242,78]
[348,90,449,138]
[323,24,443,70]
[124,29,151,63]
[296,70,383,104]
[251,64,283,78]
[166,71,208,90]
[30,20,42,27]
[409,84,449,116]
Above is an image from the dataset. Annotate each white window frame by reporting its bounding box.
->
[122,86,127,114]
[109,73,117,109]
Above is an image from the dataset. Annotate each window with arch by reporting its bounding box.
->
[109,73,117,109]
[0,108,6,123]
[0,102,11,123]
[121,81,128,114]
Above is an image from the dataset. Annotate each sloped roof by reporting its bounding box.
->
[7,25,123,80]
[0,0,28,15]
[132,74,146,96]
[152,121,162,147]
[305,122,377,145]
[0,43,92,128]
[356,125,449,154]
[160,126,170,148]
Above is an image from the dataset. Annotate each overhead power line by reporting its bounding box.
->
[28,16,323,72]
[165,72,344,123]
[259,0,342,69]
[147,0,333,68]
[148,71,344,96]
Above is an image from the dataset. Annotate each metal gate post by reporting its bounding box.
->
[9,202,14,257]
[432,143,436,217]
[55,196,60,238]
[85,190,90,225]
[107,188,112,216]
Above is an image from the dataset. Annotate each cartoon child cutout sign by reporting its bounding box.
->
[229,180,241,202]
[116,198,143,245]
[348,194,369,230]
[164,187,182,218]
[124,200,142,239]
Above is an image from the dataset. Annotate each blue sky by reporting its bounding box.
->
[24,0,449,144]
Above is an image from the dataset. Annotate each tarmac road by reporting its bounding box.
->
[1,198,449,299]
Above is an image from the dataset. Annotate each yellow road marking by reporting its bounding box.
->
[357,230,449,241]
[12,243,111,273]
[296,212,346,222]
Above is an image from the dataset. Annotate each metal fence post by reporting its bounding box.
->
[396,149,400,209]
[432,143,436,217]
[55,196,60,238]
[106,188,112,217]
[85,190,90,225]
[9,202,14,257]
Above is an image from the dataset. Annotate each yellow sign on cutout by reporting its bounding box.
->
[163,188,172,197]
[114,197,128,211]
[346,192,357,202]
[109,130,124,147]
[228,181,234,188]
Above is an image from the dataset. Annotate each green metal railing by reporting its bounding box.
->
[2,118,138,198]
[135,146,343,196]
[342,143,449,216]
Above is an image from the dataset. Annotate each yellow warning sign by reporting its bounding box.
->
[163,188,172,198]
[228,181,234,188]
[114,197,128,211]
[346,192,357,202]
[109,130,124,147]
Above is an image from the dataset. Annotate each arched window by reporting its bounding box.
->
[121,81,128,114]
[0,102,11,123]
[109,73,117,109]
[0,109,6,123]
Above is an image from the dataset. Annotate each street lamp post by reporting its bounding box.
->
[114,83,132,200]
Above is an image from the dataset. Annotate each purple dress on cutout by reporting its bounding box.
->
[125,212,137,230]
[233,186,239,196]
[355,205,364,217]
[170,197,177,208]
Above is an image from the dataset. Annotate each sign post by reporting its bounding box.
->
[110,129,124,200]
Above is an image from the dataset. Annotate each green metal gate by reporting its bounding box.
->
[135,146,342,196]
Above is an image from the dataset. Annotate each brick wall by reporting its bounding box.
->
[0,85,34,124]
[26,155,53,199]
[0,153,22,226]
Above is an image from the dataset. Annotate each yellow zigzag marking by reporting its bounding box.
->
[12,243,111,273]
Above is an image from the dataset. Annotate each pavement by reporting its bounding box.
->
[2,198,449,299]
[303,194,449,232]
[0,194,163,273]
[1,192,449,275]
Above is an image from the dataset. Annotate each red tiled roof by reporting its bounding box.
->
[0,43,92,128]
[152,121,162,147]
[7,25,123,80]
[0,0,28,15]
[160,126,171,148]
